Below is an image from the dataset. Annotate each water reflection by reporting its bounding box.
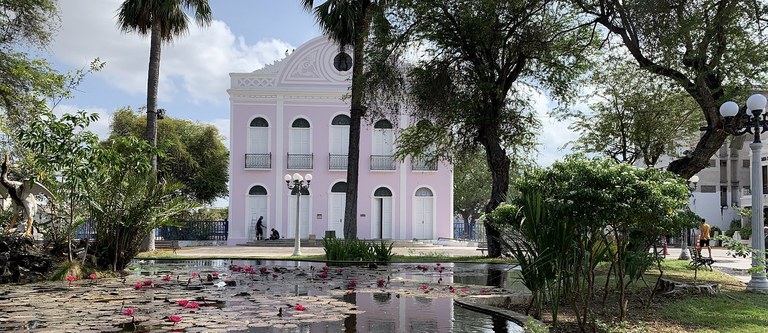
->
[127,260,525,332]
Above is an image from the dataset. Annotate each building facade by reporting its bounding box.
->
[226,37,453,245]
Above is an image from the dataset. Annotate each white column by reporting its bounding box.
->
[748,141,768,292]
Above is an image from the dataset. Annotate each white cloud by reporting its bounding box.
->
[50,0,292,105]
[52,104,113,140]
[207,118,230,149]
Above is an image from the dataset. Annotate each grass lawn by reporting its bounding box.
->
[531,259,768,333]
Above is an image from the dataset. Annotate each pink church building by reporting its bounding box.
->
[226,37,453,245]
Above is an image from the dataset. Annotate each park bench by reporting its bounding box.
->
[476,241,488,255]
[688,247,714,271]
[156,240,180,254]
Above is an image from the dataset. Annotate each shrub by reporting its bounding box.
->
[322,238,394,262]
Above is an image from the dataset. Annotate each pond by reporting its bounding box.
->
[0,260,527,332]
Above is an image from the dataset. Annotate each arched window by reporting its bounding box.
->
[374,119,394,129]
[250,117,269,127]
[289,118,312,169]
[247,117,270,168]
[331,182,347,193]
[374,187,393,197]
[415,187,433,197]
[248,185,268,195]
[330,115,350,170]
[292,118,310,128]
[372,118,395,170]
[332,114,351,125]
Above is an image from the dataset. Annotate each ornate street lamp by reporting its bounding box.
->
[680,175,699,260]
[719,93,768,293]
[285,173,312,256]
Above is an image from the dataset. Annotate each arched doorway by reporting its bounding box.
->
[372,187,393,239]
[328,182,346,239]
[247,185,268,240]
[412,187,434,240]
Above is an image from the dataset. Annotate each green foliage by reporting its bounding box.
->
[726,219,742,237]
[387,0,594,257]
[89,136,197,271]
[370,240,394,262]
[576,0,768,177]
[322,238,394,262]
[109,108,229,204]
[567,59,703,167]
[499,156,694,325]
[453,151,492,222]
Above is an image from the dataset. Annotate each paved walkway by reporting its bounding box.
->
[160,244,757,283]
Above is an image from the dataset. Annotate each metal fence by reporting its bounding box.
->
[156,220,228,241]
[453,221,481,241]
[72,220,228,241]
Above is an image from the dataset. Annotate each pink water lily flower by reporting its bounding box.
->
[133,282,143,290]
[321,266,330,271]
[294,304,306,311]
[88,273,97,280]
[318,272,328,279]
[336,268,345,274]
[185,301,199,309]
[142,279,153,286]
[259,267,268,274]
[211,272,218,278]
[272,273,278,280]
[347,279,357,288]
[162,275,172,281]
[66,275,75,282]
[177,299,189,307]
[377,279,386,288]
[121,307,136,316]
[168,314,182,324]
[419,285,429,290]
[191,272,199,277]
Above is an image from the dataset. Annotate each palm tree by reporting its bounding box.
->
[302,0,387,239]
[117,0,212,250]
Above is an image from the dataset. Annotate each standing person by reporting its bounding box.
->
[699,218,712,258]
[255,216,265,240]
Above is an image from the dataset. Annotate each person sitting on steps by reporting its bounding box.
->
[269,228,280,240]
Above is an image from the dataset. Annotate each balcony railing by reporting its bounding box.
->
[329,154,348,170]
[287,153,313,169]
[371,155,396,170]
[412,157,438,171]
[245,153,271,169]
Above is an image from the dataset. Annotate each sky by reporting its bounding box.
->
[43,0,578,205]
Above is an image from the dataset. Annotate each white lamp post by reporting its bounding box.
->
[285,173,312,256]
[720,94,768,293]
[680,175,699,260]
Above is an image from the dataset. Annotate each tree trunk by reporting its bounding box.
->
[140,21,162,252]
[343,6,373,240]
[482,134,511,258]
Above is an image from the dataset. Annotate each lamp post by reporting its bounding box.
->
[285,173,312,256]
[720,93,768,293]
[680,175,699,260]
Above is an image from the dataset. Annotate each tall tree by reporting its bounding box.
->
[0,0,60,136]
[454,153,492,237]
[116,0,212,176]
[109,107,229,204]
[391,0,593,257]
[117,0,211,251]
[569,58,703,167]
[573,0,768,178]
[302,0,390,239]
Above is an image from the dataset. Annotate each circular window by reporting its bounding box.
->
[333,52,353,71]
